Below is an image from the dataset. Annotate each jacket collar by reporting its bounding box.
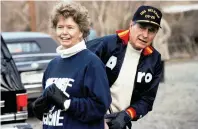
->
[116,29,153,56]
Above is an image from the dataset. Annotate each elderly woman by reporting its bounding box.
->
[32,2,111,129]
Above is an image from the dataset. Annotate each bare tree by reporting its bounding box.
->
[1,1,29,31]
[80,1,146,36]
[1,1,198,58]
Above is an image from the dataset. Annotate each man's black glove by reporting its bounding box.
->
[107,111,132,129]
[32,94,49,121]
[43,83,69,110]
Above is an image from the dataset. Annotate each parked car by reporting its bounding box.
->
[1,35,32,128]
[1,32,59,101]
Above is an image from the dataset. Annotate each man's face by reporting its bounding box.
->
[56,16,83,49]
[129,21,159,50]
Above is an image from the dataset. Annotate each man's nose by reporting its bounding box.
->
[142,29,148,38]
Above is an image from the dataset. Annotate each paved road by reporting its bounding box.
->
[27,59,198,129]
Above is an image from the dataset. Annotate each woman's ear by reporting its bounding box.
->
[79,32,83,38]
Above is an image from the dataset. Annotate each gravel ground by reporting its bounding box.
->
[27,59,198,129]
[133,58,198,129]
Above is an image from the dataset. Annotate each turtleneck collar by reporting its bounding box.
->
[56,40,87,58]
[128,42,142,54]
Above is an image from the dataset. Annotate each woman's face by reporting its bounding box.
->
[56,16,83,49]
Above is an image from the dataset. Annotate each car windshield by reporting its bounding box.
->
[7,42,40,54]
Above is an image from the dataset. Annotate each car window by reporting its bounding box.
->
[7,42,40,54]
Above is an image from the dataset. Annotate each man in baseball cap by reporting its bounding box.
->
[87,5,163,129]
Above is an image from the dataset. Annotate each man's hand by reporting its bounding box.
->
[43,83,69,110]
[107,111,132,129]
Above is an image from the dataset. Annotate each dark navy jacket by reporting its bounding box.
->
[87,30,162,120]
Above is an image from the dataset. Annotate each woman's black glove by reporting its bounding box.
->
[32,94,49,121]
[43,83,69,110]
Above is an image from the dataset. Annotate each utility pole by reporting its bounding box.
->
[28,1,36,31]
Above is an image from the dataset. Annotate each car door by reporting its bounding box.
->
[1,36,28,123]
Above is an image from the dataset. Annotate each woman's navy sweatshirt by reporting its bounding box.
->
[42,49,111,129]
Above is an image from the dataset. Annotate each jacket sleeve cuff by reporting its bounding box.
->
[63,99,71,111]
[126,107,136,119]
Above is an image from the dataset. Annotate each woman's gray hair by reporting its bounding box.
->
[50,2,90,38]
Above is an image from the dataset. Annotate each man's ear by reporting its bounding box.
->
[130,20,135,27]
[129,20,136,31]
[130,20,133,27]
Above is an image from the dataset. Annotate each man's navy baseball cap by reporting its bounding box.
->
[132,5,162,28]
